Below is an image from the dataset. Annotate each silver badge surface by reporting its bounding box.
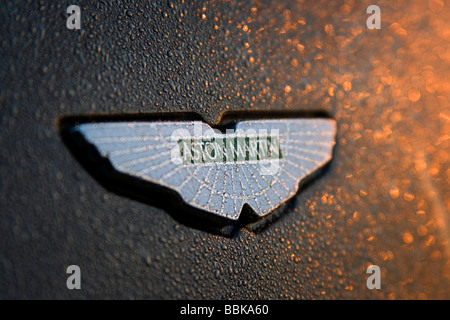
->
[72,119,336,220]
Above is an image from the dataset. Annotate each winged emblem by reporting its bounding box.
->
[69,119,336,220]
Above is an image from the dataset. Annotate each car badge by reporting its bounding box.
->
[64,118,336,221]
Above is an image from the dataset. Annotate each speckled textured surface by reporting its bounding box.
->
[1,0,449,299]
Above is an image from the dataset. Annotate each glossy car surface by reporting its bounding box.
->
[1,0,449,299]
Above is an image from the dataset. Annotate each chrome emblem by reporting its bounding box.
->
[69,119,336,221]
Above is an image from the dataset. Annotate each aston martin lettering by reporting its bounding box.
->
[177,135,283,165]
